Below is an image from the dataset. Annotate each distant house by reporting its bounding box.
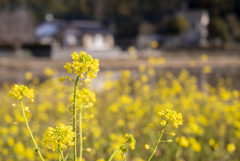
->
[35,19,124,60]
[177,10,209,47]
[61,20,114,51]
[36,20,114,51]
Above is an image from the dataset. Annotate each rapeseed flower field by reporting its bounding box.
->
[0,52,239,161]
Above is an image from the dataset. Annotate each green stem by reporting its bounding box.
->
[79,103,83,161]
[108,147,120,161]
[147,121,170,161]
[58,144,64,161]
[73,76,80,161]
[20,99,44,161]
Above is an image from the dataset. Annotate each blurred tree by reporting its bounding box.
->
[208,17,230,42]
[167,16,190,35]
[225,14,240,40]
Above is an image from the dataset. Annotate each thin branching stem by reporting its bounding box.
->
[108,147,120,161]
[20,99,44,161]
[147,118,172,161]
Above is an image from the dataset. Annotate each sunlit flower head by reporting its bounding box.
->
[227,143,236,152]
[9,84,34,100]
[145,144,150,150]
[62,51,99,82]
[43,123,75,151]
[125,134,136,150]
[158,109,183,128]
[74,88,96,104]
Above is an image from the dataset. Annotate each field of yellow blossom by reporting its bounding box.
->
[0,55,239,161]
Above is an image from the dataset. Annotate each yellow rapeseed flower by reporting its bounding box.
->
[43,123,75,150]
[9,84,34,100]
[170,133,176,136]
[25,72,33,80]
[167,139,172,143]
[227,143,236,152]
[44,67,55,76]
[149,122,155,128]
[65,76,72,82]
[189,137,201,152]
[97,159,105,161]
[161,120,166,126]
[201,54,208,62]
[145,144,150,150]
[128,134,136,150]
[75,88,96,103]
[202,66,212,74]
[151,41,159,49]
[71,52,80,60]
[62,51,99,81]
[86,148,91,152]
[29,99,34,103]
[158,109,183,128]
[11,103,16,107]
[59,77,65,82]
[14,142,25,154]
[179,136,189,147]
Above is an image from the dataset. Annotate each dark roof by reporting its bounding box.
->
[35,20,66,38]
[177,10,208,22]
[66,20,114,34]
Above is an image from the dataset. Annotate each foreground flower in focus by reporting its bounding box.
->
[62,51,100,83]
[158,109,183,128]
[9,84,34,100]
[43,123,75,151]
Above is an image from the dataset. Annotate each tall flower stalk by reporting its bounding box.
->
[146,109,183,161]
[20,99,45,161]
[9,85,45,161]
[147,119,169,161]
[73,76,79,160]
[60,51,99,160]
[108,134,136,161]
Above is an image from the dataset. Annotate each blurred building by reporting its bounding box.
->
[61,20,114,50]
[178,10,209,47]
[36,19,115,49]
[136,9,209,49]
[35,19,123,59]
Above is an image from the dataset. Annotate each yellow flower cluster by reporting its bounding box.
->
[126,134,136,150]
[59,76,73,82]
[158,109,183,128]
[9,84,34,100]
[43,123,75,151]
[72,88,96,105]
[3,57,240,160]
[63,51,99,82]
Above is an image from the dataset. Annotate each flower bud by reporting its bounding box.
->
[145,144,150,150]
[167,140,172,143]
[86,148,91,152]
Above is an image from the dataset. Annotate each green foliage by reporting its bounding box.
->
[167,16,190,35]
[209,17,230,42]
[225,14,240,40]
